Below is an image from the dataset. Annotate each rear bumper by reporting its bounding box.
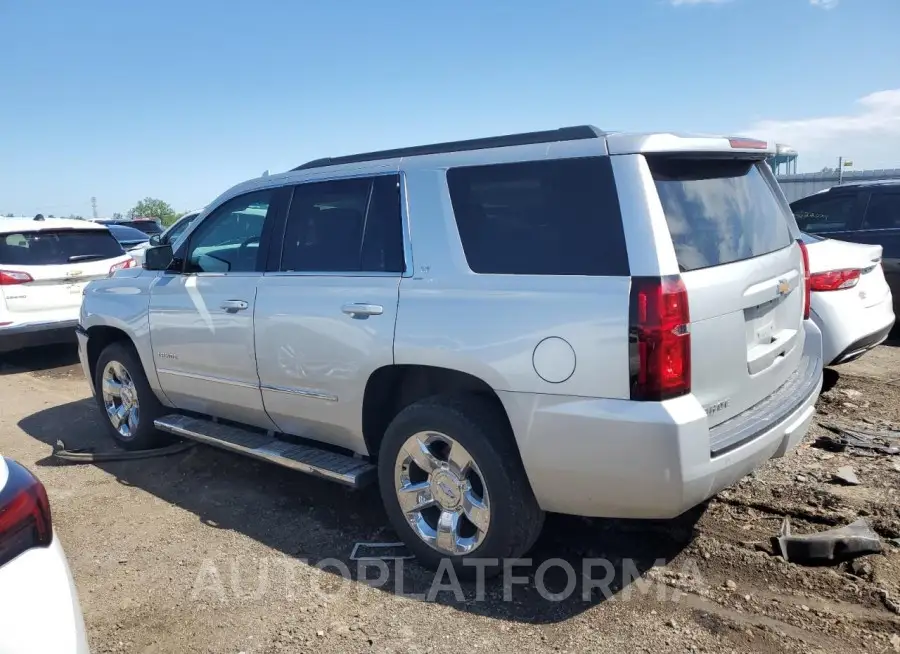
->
[502,323,823,519]
[0,320,80,353]
[833,319,895,365]
[812,288,895,366]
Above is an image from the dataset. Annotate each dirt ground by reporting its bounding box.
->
[3,344,900,653]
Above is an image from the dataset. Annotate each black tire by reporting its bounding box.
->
[94,341,171,451]
[378,394,544,578]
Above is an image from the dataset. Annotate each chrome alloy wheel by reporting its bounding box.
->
[101,360,140,439]
[394,431,491,556]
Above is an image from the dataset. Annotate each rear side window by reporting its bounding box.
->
[0,230,124,265]
[792,194,857,233]
[280,174,404,273]
[649,158,793,272]
[446,157,628,276]
[862,192,900,230]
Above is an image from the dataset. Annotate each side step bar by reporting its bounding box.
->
[154,414,376,489]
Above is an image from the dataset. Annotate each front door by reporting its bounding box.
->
[255,174,406,454]
[149,187,282,429]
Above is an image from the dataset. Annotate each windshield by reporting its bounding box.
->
[165,212,200,243]
[0,229,124,265]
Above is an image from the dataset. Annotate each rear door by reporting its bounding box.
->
[857,190,900,311]
[0,228,128,324]
[254,174,404,454]
[648,156,805,428]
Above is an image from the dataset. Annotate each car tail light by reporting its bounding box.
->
[809,269,862,292]
[629,276,691,401]
[0,458,52,567]
[109,258,135,275]
[0,270,33,286]
[798,240,811,320]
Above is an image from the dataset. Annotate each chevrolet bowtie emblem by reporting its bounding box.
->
[777,279,790,296]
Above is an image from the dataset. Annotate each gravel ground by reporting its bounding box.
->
[3,343,900,653]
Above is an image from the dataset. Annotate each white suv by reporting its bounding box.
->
[0,218,134,352]
[77,126,823,573]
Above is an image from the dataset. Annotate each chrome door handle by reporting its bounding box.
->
[220,300,249,312]
[341,303,383,317]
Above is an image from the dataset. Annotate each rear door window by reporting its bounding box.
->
[649,158,793,272]
[446,157,627,276]
[0,229,124,265]
[861,192,900,230]
[279,174,404,273]
[791,194,858,233]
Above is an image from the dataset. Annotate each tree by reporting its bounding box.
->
[3,213,13,217]
[112,212,123,220]
[130,197,177,224]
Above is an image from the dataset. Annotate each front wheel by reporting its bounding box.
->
[378,395,544,577]
[94,341,170,450]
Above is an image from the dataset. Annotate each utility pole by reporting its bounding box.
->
[91,196,99,220]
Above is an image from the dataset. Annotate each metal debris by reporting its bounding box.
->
[773,517,882,565]
[831,466,861,486]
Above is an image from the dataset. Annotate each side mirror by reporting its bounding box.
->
[143,244,175,271]
[148,234,161,246]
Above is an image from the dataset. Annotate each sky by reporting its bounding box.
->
[1,0,899,218]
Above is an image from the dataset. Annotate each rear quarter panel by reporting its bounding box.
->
[393,168,631,399]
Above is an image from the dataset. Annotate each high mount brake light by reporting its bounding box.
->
[728,137,768,150]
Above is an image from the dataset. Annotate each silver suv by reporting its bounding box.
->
[77,126,823,573]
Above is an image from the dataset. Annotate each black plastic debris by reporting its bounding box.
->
[831,466,861,486]
[814,422,900,456]
[773,517,881,565]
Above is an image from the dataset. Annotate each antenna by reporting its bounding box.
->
[91,196,99,220]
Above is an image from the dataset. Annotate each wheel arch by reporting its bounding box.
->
[361,364,517,460]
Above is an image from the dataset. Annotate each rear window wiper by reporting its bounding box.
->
[68,254,108,262]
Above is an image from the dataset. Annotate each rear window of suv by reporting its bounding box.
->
[446,157,628,276]
[649,158,793,272]
[0,229,124,265]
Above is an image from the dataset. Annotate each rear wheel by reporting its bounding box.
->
[378,395,544,577]
[94,341,170,450]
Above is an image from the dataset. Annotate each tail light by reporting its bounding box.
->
[0,458,52,567]
[798,240,811,320]
[109,258,135,275]
[810,269,861,292]
[629,276,691,401]
[0,270,33,286]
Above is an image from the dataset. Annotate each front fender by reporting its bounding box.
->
[82,271,167,400]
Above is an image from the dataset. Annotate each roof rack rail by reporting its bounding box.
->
[291,125,605,171]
